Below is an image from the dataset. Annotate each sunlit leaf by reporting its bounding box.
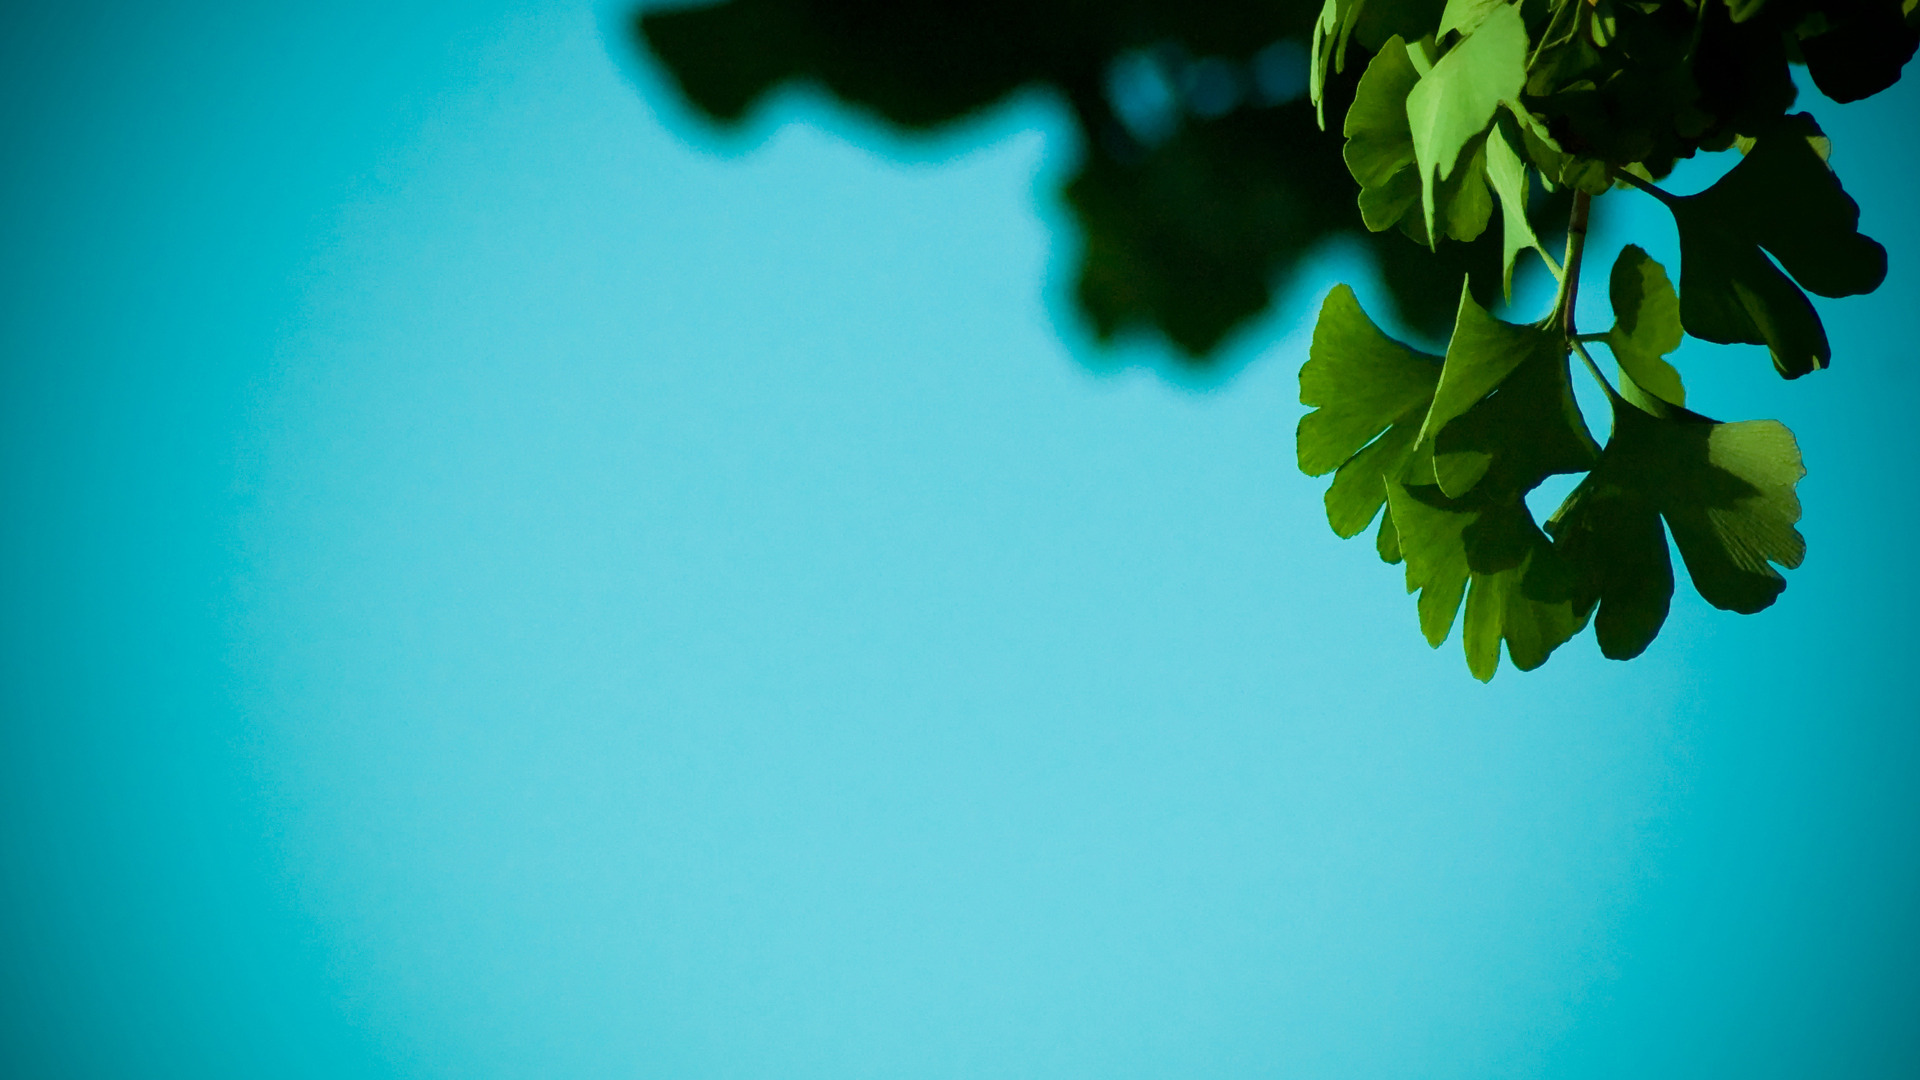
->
[1344,38,1422,190]
[1405,2,1528,240]
[1298,285,1442,541]
[1484,114,1540,299]
[1439,0,1512,39]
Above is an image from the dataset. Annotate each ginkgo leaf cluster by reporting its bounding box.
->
[1299,0,1903,677]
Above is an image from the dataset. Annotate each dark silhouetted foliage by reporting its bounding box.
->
[633,0,1536,356]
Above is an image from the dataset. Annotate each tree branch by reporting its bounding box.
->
[1553,189,1592,338]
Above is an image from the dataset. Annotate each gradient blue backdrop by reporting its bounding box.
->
[3,2,1918,1077]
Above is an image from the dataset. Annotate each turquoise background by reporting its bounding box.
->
[3,2,1917,1076]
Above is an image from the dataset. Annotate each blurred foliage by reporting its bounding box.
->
[631,0,1550,358]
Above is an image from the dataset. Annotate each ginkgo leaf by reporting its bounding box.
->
[1659,414,1806,613]
[1546,473,1673,659]
[1345,39,1493,243]
[1299,285,1444,477]
[1604,245,1686,408]
[1388,481,1474,645]
[1484,114,1540,299]
[1548,394,1807,659]
[1344,39,1421,190]
[1360,166,1423,231]
[1398,137,1495,245]
[1377,492,1406,564]
[1798,0,1920,104]
[1457,502,1587,677]
[1387,482,1587,679]
[1439,0,1511,40]
[1417,285,1598,498]
[1664,114,1888,377]
[1313,0,1453,124]
[1405,2,1528,240]
[1310,0,1360,127]
[1328,424,1421,537]
[1693,115,1885,299]
[1298,286,1442,546]
[1507,103,1611,195]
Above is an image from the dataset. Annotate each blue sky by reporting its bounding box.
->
[3,3,1918,1077]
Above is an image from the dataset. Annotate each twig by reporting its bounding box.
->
[1553,189,1592,338]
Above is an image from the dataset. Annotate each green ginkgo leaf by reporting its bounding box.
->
[1298,285,1443,542]
[1604,245,1686,408]
[1387,482,1587,679]
[1345,40,1496,243]
[1405,2,1528,241]
[1417,285,1598,498]
[1360,165,1424,232]
[1327,424,1422,538]
[1344,38,1422,191]
[1484,114,1540,299]
[1397,136,1494,245]
[1545,473,1673,660]
[1548,393,1807,659]
[1310,0,1360,127]
[1665,114,1888,377]
[1313,0,1454,124]
[1439,0,1510,40]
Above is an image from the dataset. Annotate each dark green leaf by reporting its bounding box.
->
[1328,425,1422,537]
[1311,0,1357,126]
[1668,114,1888,377]
[1545,472,1673,659]
[1418,286,1599,498]
[1344,38,1496,245]
[1388,483,1587,679]
[1549,395,1806,661]
[1604,245,1686,407]
[1798,1,1919,104]
[1507,104,1611,195]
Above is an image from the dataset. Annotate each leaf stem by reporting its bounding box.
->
[1612,169,1676,205]
[1570,337,1620,401]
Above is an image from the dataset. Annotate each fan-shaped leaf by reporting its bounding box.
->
[1668,114,1887,377]
[1406,2,1528,239]
[1604,245,1686,408]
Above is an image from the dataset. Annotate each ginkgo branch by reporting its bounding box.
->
[1551,189,1593,338]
